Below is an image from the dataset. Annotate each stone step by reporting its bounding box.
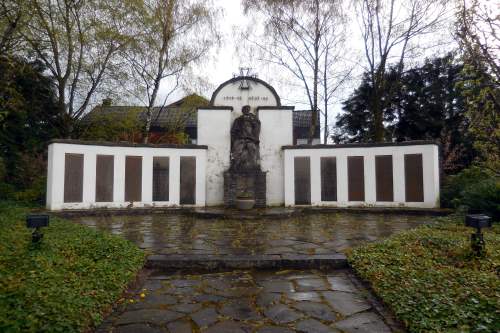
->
[145,253,347,270]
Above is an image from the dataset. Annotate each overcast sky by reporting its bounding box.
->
[158,0,458,131]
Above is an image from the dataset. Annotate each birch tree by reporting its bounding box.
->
[243,0,350,144]
[124,0,220,143]
[21,0,133,136]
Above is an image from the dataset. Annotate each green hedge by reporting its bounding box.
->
[0,203,145,333]
[442,166,500,220]
[348,215,499,332]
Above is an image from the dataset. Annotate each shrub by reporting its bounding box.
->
[442,166,500,220]
[348,215,499,332]
[0,203,145,332]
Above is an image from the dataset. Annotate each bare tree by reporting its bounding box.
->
[0,0,27,55]
[124,0,220,143]
[20,0,133,136]
[355,0,450,142]
[243,0,350,144]
[457,0,499,84]
[456,0,499,172]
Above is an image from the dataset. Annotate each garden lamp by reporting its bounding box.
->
[465,214,492,256]
[26,214,50,244]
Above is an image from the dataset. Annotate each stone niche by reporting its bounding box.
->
[224,171,266,208]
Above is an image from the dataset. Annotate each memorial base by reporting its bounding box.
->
[224,170,266,208]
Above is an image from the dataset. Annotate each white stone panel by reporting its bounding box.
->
[46,142,207,210]
[259,109,293,205]
[197,108,232,206]
[283,144,440,208]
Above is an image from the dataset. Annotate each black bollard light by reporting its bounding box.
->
[465,214,492,256]
[26,214,50,244]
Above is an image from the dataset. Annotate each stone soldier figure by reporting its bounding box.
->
[230,105,261,171]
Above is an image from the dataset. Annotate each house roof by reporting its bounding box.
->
[86,96,320,139]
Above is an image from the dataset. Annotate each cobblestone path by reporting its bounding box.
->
[97,269,394,333]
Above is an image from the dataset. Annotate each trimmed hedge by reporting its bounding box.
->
[0,203,145,332]
[348,215,499,333]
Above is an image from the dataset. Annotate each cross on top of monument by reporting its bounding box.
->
[233,67,258,90]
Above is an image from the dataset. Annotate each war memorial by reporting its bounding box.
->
[46,75,439,211]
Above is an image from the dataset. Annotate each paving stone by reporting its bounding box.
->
[322,291,371,317]
[264,247,295,254]
[295,318,340,333]
[257,326,294,333]
[191,307,218,328]
[143,280,165,291]
[326,275,357,293]
[205,278,232,291]
[170,279,200,288]
[256,292,282,308]
[202,320,251,333]
[333,311,391,333]
[212,286,261,298]
[261,280,295,293]
[127,293,178,310]
[285,291,321,302]
[116,309,184,325]
[170,303,202,314]
[295,278,329,291]
[219,300,262,321]
[193,294,226,303]
[162,286,196,296]
[114,323,164,333]
[292,301,337,321]
[167,320,193,333]
[264,304,304,324]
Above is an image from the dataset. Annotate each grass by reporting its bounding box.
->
[347,214,499,333]
[0,202,145,333]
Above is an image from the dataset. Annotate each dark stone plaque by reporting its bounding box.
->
[321,157,337,201]
[125,156,142,202]
[347,156,364,201]
[95,155,114,202]
[153,157,169,201]
[180,156,196,205]
[404,154,424,202]
[294,157,311,205]
[224,170,267,208]
[64,153,84,203]
[375,155,393,202]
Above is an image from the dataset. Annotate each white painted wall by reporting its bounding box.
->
[259,109,293,205]
[197,108,232,205]
[46,142,207,210]
[212,80,279,119]
[284,144,440,208]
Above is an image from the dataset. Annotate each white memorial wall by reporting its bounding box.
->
[46,76,441,210]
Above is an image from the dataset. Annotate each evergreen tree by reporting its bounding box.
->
[334,54,474,173]
[0,55,61,197]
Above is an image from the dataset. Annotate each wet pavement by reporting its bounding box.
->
[75,213,430,332]
[73,213,431,256]
[97,269,395,333]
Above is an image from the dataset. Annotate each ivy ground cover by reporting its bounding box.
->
[0,203,145,333]
[348,215,499,333]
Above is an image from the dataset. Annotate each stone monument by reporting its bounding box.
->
[224,105,266,208]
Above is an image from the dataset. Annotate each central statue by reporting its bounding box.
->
[230,105,261,171]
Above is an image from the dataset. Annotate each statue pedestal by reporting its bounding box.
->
[224,170,266,208]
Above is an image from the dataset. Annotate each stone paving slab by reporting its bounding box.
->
[97,269,396,333]
[72,212,432,257]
